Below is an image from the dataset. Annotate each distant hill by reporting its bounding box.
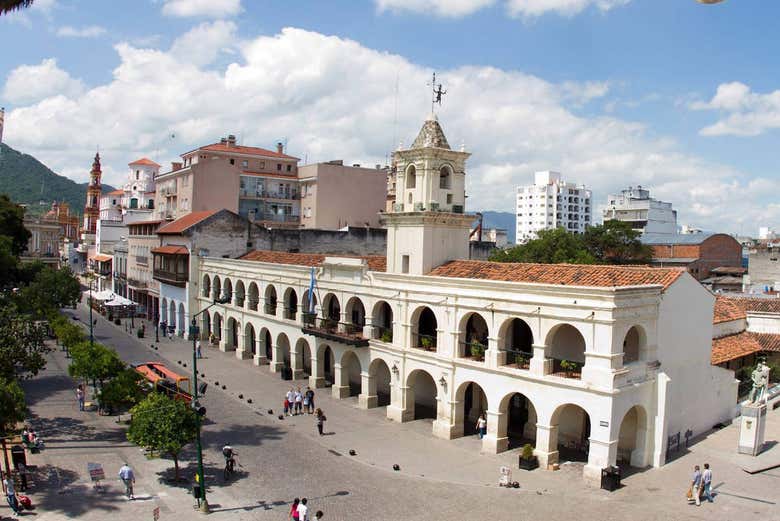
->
[480,211,515,244]
[0,143,114,216]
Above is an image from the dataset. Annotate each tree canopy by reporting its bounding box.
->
[68,341,125,389]
[491,221,653,265]
[0,377,26,437]
[99,368,146,414]
[0,306,51,380]
[15,265,82,318]
[128,393,199,481]
[0,193,30,256]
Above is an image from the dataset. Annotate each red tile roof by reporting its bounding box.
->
[726,297,780,314]
[713,296,747,324]
[156,210,220,235]
[129,157,160,167]
[151,245,189,255]
[754,333,780,353]
[106,189,124,196]
[711,332,763,365]
[91,253,112,262]
[427,260,684,289]
[239,250,386,272]
[193,143,298,161]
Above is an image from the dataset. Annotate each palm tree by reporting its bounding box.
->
[1,0,34,16]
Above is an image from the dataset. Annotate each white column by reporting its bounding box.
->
[534,424,559,469]
[482,410,509,454]
[584,437,618,485]
[269,343,283,373]
[358,371,377,409]
[331,363,350,399]
[529,343,549,376]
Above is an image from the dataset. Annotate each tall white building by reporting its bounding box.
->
[515,171,591,244]
[603,186,677,236]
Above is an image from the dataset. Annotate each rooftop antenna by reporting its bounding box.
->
[39,177,45,205]
[391,70,399,155]
[427,72,447,115]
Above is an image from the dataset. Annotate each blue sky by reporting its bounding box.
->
[1,0,778,234]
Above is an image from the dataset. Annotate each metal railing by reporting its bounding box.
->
[504,350,531,369]
[413,333,437,351]
[373,326,393,343]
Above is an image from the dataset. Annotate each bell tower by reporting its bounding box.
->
[83,152,102,234]
[381,114,475,275]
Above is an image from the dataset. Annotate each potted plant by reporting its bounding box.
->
[420,336,434,351]
[519,443,538,470]
[380,330,393,343]
[560,360,577,377]
[516,354,529,369]
[136,327,144,339]
[469,341,485,361]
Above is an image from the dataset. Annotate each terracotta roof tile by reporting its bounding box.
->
[106,189,124,196]
[427,260,684,289]
[726,297,780,314]
[157,210,221,234]
[711,332,763,365]
[713,296,747,324]
[91,253,112,262]
[239,250,386,272]
[194,143,298,160]
[753,333,780,353]
[151,245,189,255]
[129,157,160,167]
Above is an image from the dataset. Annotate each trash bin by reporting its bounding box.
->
[600,466,621,491]
[281,367,293,381]
[11,445,26,469]
[192,483,202,499]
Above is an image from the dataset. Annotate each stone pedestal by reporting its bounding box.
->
[235,349,252,360]
[253,355,268,366]
[359,393,378,409]
[739,403,767,456]
[331,385,350,399]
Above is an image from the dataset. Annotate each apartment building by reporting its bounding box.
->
[515,171,591,243]
[603,186,677,236]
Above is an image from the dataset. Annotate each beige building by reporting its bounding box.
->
[22,213,61,266]
[154,135,300,226]
[127,220,161,319]
[299,161,388,229]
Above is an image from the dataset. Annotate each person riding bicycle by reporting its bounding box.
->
[222,444,236,473]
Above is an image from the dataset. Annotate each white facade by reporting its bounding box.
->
[603,186,677,236]
[191,116,737,484]
[515,171,591,244]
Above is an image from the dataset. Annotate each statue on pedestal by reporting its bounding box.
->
[748,361,770,405]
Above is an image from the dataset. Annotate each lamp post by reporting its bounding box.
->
[155,307,159,343]
[88,274,95,348]
[189,293,230,514]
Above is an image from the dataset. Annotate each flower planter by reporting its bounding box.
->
[519,456,538,471]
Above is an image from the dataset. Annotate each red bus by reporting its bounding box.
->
[134,362,192,403]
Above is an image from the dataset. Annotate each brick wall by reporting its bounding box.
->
[651,234,741,280]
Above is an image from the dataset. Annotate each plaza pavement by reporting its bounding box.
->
[6,303,780,521]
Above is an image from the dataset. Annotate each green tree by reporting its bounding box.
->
[0,194,31,256]
[127,393,198,481]
[16,266,82,318]
[50,314,86,350]
[0,306,50,380]
[1,1,35,16]
[0,377,26,438]
[491,227,597,264]
[0,236,19,288]
[68,341,125,392]
[98,368,146,415]
[583,220,653,265]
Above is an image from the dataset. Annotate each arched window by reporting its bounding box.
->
[405,165,416,189]
[439,165,452,189]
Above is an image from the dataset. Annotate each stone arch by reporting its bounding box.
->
[234,280,246,308]
[224,278,233,305]
[245,322,256,355]
[202,274,211,298]
[161,297,168,324]
[455,381,488,437]
[499,317,534,367]
[617,405,650,467]
[340,350,362,397]
[345,297,366,334]
[322,293,341,322]
[276,332,291,370]
[550,403,592,463]
[260,327,272,360]
[317,344,335,386]
[248,282,259,311]
[411,306,438,351]
[458,312,489,359]
[622,325,646,364]
[295,338,312,377]
[405,164,416,189]
[368,358,392,406]
[371,300,393,341]
[498,392,538,449]
[226,317,239,349]
[439,164,452,189]
[301,289,318,316]
[546,324,587,376]
[283,287,298,321]
[169,300,177,331]
[265,284,278,315]
[406,369,437,420]
[178,302,185,335]
[212,276,221,301]
[213,312,223,341]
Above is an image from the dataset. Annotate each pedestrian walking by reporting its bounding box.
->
[286,388,295,417]
[17,462,28,492]
[476,413,487,439]
[196,339,202,359]
[119,462,135,499]
[315,408,326,435]
[76,384,85,411]
[294,387,303,415]
[168,325,174,340]
[702,463,714,503]
[297,497,309,521]
[283,395,291,416]
[306,387,315,414]
[3,472,20,515]
[688,465,702,506]
[290,497,300,520]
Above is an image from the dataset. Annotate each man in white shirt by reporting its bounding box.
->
[118,463,135,499]
[4,474,20,515]
[296,497,309,521]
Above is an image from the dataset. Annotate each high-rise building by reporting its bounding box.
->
[515,171,591,244]
[602,186,677,236]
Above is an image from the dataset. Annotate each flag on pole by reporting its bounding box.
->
[308,267,316,314]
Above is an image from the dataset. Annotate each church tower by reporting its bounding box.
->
[83,152,102,234]
[381,113,475,275]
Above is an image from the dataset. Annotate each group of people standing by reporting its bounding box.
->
[284,387,316,416]
[289,497,323,520]
[688,463,714,506]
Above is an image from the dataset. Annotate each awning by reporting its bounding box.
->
[85,289,115,301]
[91,254,113,262]
[104,294,135,306]
[151,245,189,255]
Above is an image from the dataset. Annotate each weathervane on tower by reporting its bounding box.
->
[428,72,447,114]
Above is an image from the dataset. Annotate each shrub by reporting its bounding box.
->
[420,336,433,350]
[521,443,534,460]
[560,360,578,373]
[469,341,485,359]
[380,330,393,343]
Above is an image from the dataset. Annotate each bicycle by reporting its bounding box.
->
[223,453,241,480]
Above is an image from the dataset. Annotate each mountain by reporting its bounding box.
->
[480,211,515,244]
[0,143,114,216]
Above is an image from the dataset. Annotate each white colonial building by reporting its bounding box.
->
[516,171,591,244]
[194,116,737,482]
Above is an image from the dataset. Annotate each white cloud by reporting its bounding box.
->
[691,82,780,137]
[57,25,107,38]
[2,58,84,104]
[162,0,242,18]
[374,0,629,17]
[2,0,58,26]
[170,21,237,67]
[2,27,772,232]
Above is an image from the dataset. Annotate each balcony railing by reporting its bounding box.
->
[302,317,368,347]
[503,350,531,370]
[135,255,148,266]
[459,340,486,362]
[239,190,300,200]
[372,325,393,343]
[255,213,299,223]
[153,269,188,287]
[412,333,437,351]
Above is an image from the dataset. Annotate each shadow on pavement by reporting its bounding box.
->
[28,416,127,444]
[29,464,126,517]
[21,374,73,407]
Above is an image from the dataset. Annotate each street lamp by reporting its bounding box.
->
[88,274,95,348]
[189,292,231,514]
[155,307,159,343]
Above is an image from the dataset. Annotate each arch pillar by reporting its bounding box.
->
[253,332,268,366]
[482,409,509,454]
[269,343,283,373]
[534,424,559,469]
[331,362,350,399]
[236,326,252,360]
[387,384,412,423]
[362,316,374,339]
[485,336,502,369]
[308,355,326,388]
[358,371,377,409]
[584,437,619,484]
[290,342,304,380]
[529,343,551,376]
[432,390,456,440]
